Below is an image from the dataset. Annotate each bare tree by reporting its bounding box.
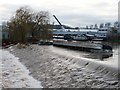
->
[33,11,52,41]
[8,6,33,44]
[7,6,52,44]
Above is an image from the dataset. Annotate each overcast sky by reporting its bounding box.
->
[0,0,119,27]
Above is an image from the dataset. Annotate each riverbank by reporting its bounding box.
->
[6,45,119,88]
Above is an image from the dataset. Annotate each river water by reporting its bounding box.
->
[49,42,119,68]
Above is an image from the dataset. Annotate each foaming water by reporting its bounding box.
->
[49,45,119,68]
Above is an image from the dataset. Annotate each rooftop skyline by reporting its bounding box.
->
[0,0,119,27]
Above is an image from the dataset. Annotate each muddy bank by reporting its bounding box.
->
[7,45,119,88]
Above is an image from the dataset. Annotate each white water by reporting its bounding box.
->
[1,49,43,88]
[50,46,119,69]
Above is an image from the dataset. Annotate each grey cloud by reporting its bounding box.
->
[92,2,110,8]
[0,2,117,27]
[52,11,117,27]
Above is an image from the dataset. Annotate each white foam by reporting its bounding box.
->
[51,46,118,70]
[1,49,43,88]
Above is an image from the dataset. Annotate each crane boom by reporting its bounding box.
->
[53,15,65,29]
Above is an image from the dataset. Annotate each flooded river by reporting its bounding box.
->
[49,43,119,68]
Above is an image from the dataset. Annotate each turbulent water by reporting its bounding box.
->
[5,45,119,88]
[50,45,119,68]
[50,46,118,60]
